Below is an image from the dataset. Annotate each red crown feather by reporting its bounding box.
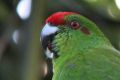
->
[46,12,75,26]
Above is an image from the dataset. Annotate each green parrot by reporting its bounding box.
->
[41,12,120,80]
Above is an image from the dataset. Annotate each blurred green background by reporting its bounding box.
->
[0,0,120,80]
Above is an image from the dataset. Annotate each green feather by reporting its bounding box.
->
[53,48,120,80]
[50,13,120,80]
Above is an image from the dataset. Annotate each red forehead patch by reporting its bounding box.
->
[46,12,75,26]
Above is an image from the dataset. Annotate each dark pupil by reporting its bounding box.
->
[70,21,80,29]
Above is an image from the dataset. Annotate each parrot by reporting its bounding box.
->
[41,12,120,80]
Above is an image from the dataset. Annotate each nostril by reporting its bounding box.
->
[49,22,56,26]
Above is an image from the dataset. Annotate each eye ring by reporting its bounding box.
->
[70,21,80,29]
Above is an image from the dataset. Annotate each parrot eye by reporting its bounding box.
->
[70,21,80,29]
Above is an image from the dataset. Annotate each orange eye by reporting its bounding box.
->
[70,21,80,29]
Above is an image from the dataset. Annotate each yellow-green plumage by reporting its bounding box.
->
[53,48,120,80]
[41,12,120,80]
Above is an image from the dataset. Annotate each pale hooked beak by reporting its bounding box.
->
[40,23,59,58]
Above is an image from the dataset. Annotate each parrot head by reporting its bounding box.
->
[41,12,110,58]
